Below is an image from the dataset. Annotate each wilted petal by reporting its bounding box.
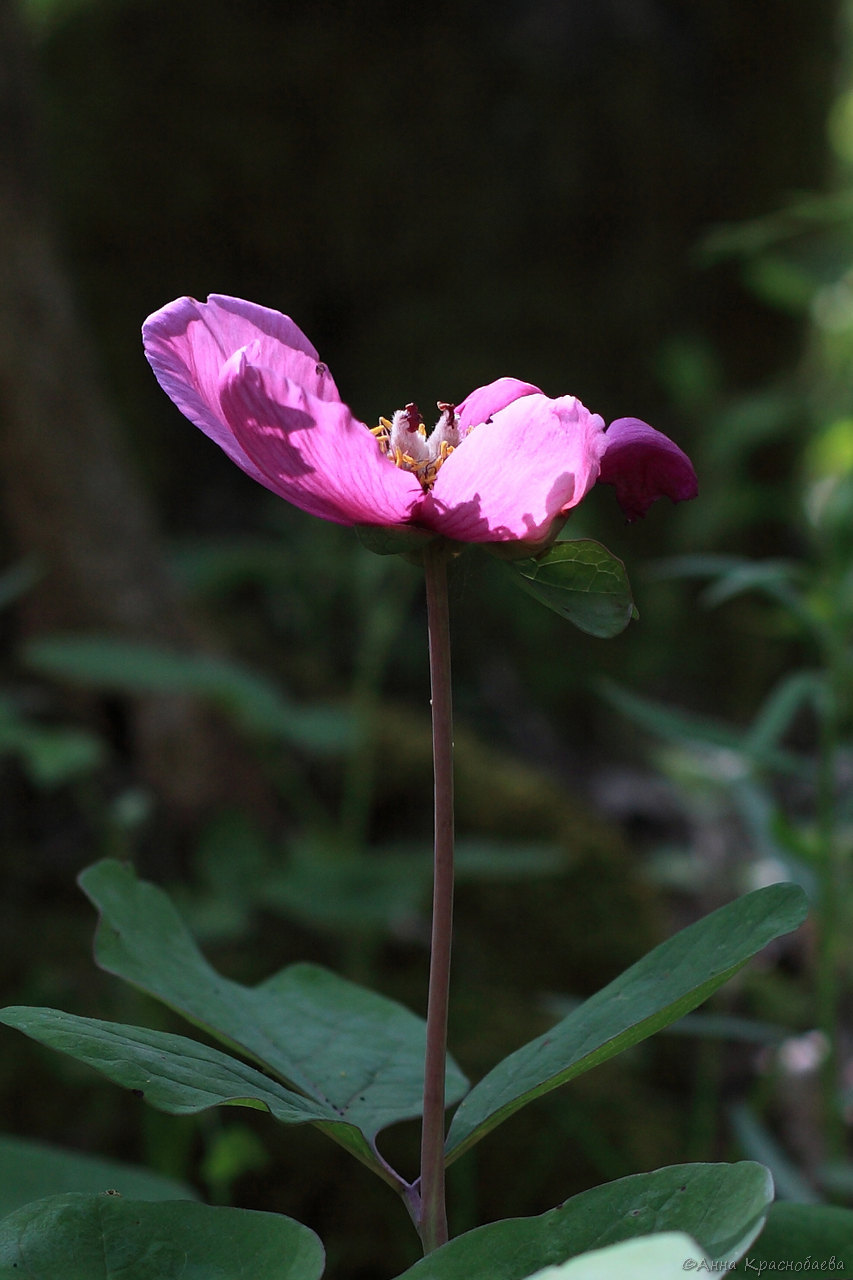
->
[599,418,698,521]
[456,377,542,432]
[426,394,606,542]
[219,344,423,527]
[142,295,339,487]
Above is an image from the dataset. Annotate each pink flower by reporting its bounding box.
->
[142,295,697,544]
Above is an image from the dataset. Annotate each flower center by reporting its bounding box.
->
[370,402,460,490]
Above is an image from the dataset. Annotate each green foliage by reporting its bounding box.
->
[608,518,853,1178]
[0,1136,196,1218]
[0,1194,324,1280]
[199,1125,270,1206]
[445,884,807,1162]
[2,3,847,1271]
[396,1163,772,1278]
[598,676,814,778]
[507,540,637,638]
[735,1203,853,1275]
[519,1233,707,1280]
[0,694,106,787]
[728,1104,822,1204]
[78,859,469,1116]
[222,834,565,938]
[23,634,353,752]
[0,1006,346,1123]
[1,859,808,1217]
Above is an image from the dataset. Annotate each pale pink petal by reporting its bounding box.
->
[142,295,339,487]
[456,378,542,432]
[422,394,606,542]
[219,344,424,527]
[599,418,698,521]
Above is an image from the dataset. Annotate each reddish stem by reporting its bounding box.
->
[417,541,455,1253]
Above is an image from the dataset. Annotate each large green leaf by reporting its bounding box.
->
[446,884,807,1161]
[396,1162,772,1278]
[78,860,467,1140]
[0,1008,348,1125]
[508,540,636,638]
[0,1135,196,1219]
[0,1193,324,1280]
[521,1233,706,1279]
[735,1202,853,1274]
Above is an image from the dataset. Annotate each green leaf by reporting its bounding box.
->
[729,1103,821,1204]
[521,1233,706,1279]
[542,1001,788,1047]
[445,884,807,1162]
[397,1162,772,1278]
[0,698,106,786]
[23,634,352,752]
[0,1007,345,1125]
[651,554,809,624]
[508,540,636,638]
[78,860,467,1162]
[0,1135,196,1219]
[598,679,810,776]
[736,1202,853,1274]
[0,1193,324,1280]
[744,671,825,758]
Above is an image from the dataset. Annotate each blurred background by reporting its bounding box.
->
[1,0,852,1275]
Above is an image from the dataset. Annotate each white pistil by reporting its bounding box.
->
[371,402,461,490]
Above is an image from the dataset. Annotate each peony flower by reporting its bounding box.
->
[142,295,697,545]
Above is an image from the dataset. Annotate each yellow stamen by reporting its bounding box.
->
[370,415,457,490]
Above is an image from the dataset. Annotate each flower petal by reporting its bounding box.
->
[142,295,339,487]
[456,378,542,432]
[599,418,698,521]
[219,344,424,527]
[424,394,606,542]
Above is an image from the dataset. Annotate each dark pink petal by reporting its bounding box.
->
[599,418,698,521]
[456,377,542,432]
[423,394,606,542]
[219,344,423,527]
[142,295,339,488]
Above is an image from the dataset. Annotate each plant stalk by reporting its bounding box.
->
[418,541,455,1253]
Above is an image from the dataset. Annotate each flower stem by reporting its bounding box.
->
[418,541,455,1254]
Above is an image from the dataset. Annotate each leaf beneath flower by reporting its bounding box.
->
[507,539,637,637]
